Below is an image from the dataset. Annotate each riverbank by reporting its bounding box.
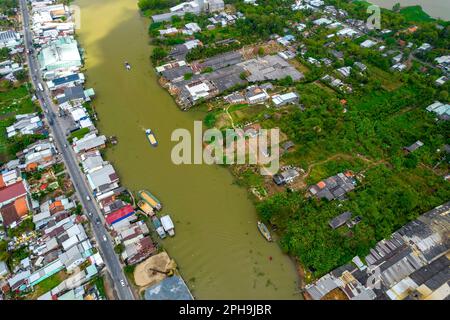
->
[368,0,450,21]
[75,0,301,299]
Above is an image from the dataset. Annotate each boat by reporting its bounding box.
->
[257,221,272,242]
[160,215,175,237]
[145,129,158,147]
[138,190,162,211]
[152,216,166,239]
[137,200,155,217]
[124,61,131,70]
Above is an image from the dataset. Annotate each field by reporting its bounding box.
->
[0,85,38,162]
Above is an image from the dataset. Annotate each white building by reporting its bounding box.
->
[271,92,299,107]
[360,39,377,48]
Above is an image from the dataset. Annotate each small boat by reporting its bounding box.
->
[139,189,162,211]
[160,215,175,237]
[137,200,155,217]
[257,221,272,242]
[152,216,166,239]
[124,61,131,70]
[145,129,158,147]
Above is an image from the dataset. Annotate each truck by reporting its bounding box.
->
[37,83,44,91]
[138,190,162,211]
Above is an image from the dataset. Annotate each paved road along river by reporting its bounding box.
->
[75,0,300,299]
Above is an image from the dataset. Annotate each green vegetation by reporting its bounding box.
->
[68,127,90,143]
[0,84,39,163]
[141,0,450,280]
[30,272,65,298]
[399,5,434,22]
[93,276,106,298]
[8,218,35,238]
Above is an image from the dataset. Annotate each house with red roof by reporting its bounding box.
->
[105,204,135,225]
[0,181,30,228]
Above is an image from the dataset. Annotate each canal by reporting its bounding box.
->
[75,0,300,299]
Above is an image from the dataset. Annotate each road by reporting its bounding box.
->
[18,0,134,300]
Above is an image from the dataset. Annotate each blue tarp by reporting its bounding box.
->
[144,275,193,300]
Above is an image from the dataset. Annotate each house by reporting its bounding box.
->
[183,79,217,104]
[329,211,352,229]
[282,141,295,151]
[151,0,224,22]
[273,168,299,185]
[360,39,376,48]
[353,62,367,72]
[313,17,333,26]
[161,65,192,83]
[337,66,352,78]
[56,85,95,104]
[0,181,30,228]
[391,63,407,72]
[392,53,403,64]
[0,60,23,77]
[426,101,450,120]
[0,169,22,188]
[224,92,245,104]
[238,54,303,82]
[159,27,178,36]
[121,236,156,265]
[0,261,9,278]
[404,140,424,153]
[330,50,344,60]
[309,171,356,201]
[271,92,299,107]
[417,43,432,51]
[59,245,86,272]
[73,133,106,154]
[6,113,44,138]
[86,164,119,195]
[0,30,21,49]
[105,204,135,225]
[46,73,85,90]
[37,36,82,72]
[435,76,448,86]
[434,55,450,70]
[183,22,201,34]
[81,151,107,174]
[336,27,358,38]
[277,50,296,60]
[23,140,57,171]
[245,85,269,104]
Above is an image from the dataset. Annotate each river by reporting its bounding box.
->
[368,0,450,20]
[74,0,300,299]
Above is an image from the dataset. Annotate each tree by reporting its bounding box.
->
[392,3,401,12]
[438,90,448,102]
[150,47,167,64]
[0,47,10,60]
[0,79,12,90]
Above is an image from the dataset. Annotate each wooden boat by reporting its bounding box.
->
[257,221,272,242]
[145,129,158,147]
[137,200,155,217]
[138,189,162,211]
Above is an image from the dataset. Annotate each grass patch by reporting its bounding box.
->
[29,271,66,299]
[68,127,90,143]
[367,65,403,91]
